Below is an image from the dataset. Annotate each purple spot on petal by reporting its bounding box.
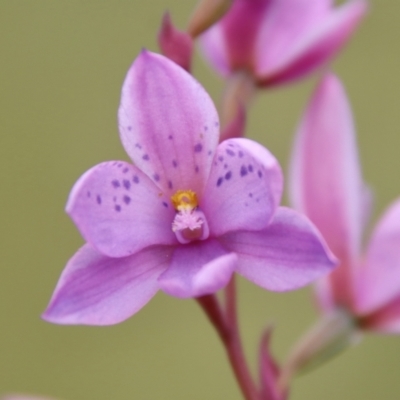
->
[204,125,208,131]
[195,165,199,173]
[123,195,131,205]
[240,166,248,177]
[224,163,228,169]
[123,168,129,173]
[87,191,91,198]
[258,170,263,178]
[127,126,132,131]
[245,202,248,207]
[238,151,244,158]
[214,121,219,127]
[172,160,178,168]
[248,164,253,173]
[135,143,142,149]
[112,180,120,188]
[225,171,232,180]
[142,154,149,161]
[96,195,102,204]
[162,201,168,208]
[218,156,224,162]
[194,143,203,153]
[226,149,235,157]
[133,176,139,184]
[153,173,160,182]
[115,205,121,212]
[217,177,223,187]
[168,180,173,189]
[168,135,173,140]
[249,193,253,198]
[208,150,212,156]
[123,179,131,190]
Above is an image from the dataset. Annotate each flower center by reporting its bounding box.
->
[171,190,209,244]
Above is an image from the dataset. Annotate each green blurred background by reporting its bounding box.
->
[1,1,399,399]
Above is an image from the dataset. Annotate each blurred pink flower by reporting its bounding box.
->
[43,51,335,326]
[289,73,400,333]
[200,0,367,87]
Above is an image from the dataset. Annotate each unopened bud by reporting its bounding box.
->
[279,309,361,390]
[187,0,233,38]
[158,12,193,72]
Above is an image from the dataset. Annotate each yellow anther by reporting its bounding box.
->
[171,190,198,211]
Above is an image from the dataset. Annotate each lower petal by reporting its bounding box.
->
[158,239,237,298]
[220,207,336,291]
[257,0,367,86]
[42,244,172,326]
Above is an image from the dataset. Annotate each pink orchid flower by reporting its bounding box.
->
[200,0,367,87]
[290,73,400,333]
[43,51,335,326]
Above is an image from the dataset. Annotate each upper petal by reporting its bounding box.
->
[256,0,367,85]
[289,74,366,306]
[42,244,172,326]
[355,198,400,314]
[200,0,269,75]
[66,161,176,258]
[158,239,237,298]
[220,207,336,291]
[118,50,219,196]
[201,138,282,237]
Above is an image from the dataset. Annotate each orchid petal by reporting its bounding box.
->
[42,244,172,325]
[255,0,330,78]
[118,51,219,196]
[356,199,400,314]
[218,0,268,71]
[220,207,336,291]
[257,0,367,85]
[66,161,176,258]
[289,74,365,288]
[199,23,230,76]
[201,138,282,236]
[158,239,237,298]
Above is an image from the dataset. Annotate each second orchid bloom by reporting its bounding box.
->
[290,73,400,334]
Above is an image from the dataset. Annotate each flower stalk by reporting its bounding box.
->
[197,277,260,400]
